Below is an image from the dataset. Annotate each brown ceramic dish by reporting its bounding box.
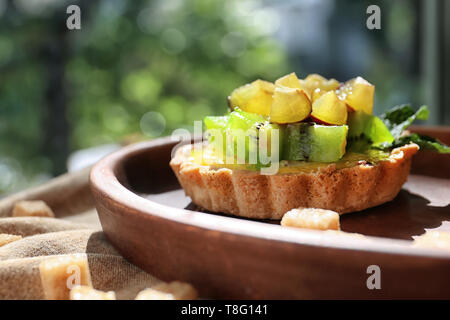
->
[90,126,450,299]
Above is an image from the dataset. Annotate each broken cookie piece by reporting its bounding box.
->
[70,285,116,300]
[39,254,92,300]
[413,231,450,250]
[281,207,340,231]
[136,281,198,300]
[0,233,22,247]
[135,288,176,300]
[12,200,55,218]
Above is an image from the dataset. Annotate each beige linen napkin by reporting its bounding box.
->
[0,167,161,300]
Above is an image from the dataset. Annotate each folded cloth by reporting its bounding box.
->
[0,168,161,300]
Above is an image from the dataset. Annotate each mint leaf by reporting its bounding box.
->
[392,133,450,153]
[376,104,450,153]
[379,104,429,139]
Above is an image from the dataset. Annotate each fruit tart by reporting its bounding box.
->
[170,73,450,219]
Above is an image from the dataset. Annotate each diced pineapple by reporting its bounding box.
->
[228,79,275,116]
[336,76,374,115]
[270,86,311,124]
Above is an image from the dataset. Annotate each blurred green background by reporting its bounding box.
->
[0,0,449,195]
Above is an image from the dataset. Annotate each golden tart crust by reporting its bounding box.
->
[170,143,419,219]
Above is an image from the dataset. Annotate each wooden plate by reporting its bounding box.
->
[90,126,450,299]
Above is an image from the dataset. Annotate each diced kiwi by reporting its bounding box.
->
[283,123,312,161]
[347,111,393,145]
[226,108,283,164]
[227,108,267,131]
[308,125,348,162]
[283,123,348,162]
[204,115,229,158]
[204,115,229,130]
[206,110,348,164]
[204,108,283,165]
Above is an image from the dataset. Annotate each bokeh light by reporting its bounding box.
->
[140,111,166,137]
[161,28,187,55]
[221,32,247,58]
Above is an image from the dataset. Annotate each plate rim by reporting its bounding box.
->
[90,136,450,260]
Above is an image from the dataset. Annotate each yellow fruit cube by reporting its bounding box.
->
[337,76,375,115]
[269,86,311,124]
[228,79,275,116]
[311,91,348,125]
[299,74,340,99]
[274,72,303,89]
